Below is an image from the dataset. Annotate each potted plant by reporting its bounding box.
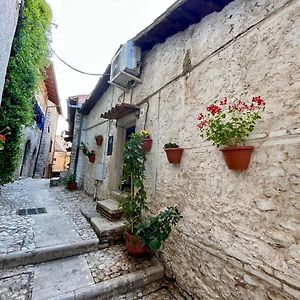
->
[164,142,184,164]
[87,150,95,163]
[95,135,103,146]
[140,130,152,152]
[197,96,266,170]
[63,173,77,191]
[120,132,182,257]
[80,142,88,155]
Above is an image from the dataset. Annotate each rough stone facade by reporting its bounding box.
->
[19,83,60,179]
[0,0,20,104]
[79,0,300,298]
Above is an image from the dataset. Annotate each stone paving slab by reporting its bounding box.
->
[32,256,94,300]
[49,187,98,241]
[0,179,98,257]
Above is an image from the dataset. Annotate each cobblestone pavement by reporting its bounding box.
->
[49,187,97,241]
[106,279,185,300]
[0,179,35,254]
[0,179,97,255]
[0,179,184,299]
[85,244,155,283]
[0,265,34,300]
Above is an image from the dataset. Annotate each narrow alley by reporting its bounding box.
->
[0,179,182,300]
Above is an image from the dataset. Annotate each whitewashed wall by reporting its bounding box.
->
[82,0,300,298]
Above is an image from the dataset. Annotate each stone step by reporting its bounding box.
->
[39,255,165,300]
[96,199,123,221]
[0,239,100,268]
[90,215,125,245]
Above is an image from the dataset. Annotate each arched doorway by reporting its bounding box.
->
[20,140,31,177]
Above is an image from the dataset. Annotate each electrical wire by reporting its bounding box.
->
[47,42,111,76]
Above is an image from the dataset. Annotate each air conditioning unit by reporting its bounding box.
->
[109,40,142,91]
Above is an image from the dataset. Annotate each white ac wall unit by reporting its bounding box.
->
[109,40,142,91]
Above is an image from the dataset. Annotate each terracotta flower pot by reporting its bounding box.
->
[221,146,254,170]
[88,154,96,163]
[95,136,103,146]
[68,182,77,191]
[82,148,87,155]
[164,148,184,164]
[125,232,149,257]
[143,138,152,152]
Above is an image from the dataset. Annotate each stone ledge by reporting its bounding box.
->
[0,239,101,269]
[46,263,165,300]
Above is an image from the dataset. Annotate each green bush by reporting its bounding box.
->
[0,0,51,184]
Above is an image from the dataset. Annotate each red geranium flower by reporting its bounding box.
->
[0,134,5,143]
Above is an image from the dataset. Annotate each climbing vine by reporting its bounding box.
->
[0,0,52,184]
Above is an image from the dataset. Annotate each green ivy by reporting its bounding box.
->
[0,0,52,184]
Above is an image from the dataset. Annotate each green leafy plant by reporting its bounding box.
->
[197,96,266,147]
[86,150,95,157]
[120,132,148,234]
[63,174,76,186]
[164,142,179,148]
[80,142,87,149]
[120,131,182,252]
[135,207,182,251]
[0,0,52,184]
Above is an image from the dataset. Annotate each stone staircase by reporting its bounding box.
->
[84,191,127,246]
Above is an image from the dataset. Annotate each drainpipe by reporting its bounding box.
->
[74,113,83,181]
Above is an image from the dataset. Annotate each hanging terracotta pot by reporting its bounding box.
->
[95,135,103,146]
[125,232,149,257]
[88,154,96,163]
[82,148,87,155]
[143,138,152,152]
[221,146,254,170]
[164,148,184,164]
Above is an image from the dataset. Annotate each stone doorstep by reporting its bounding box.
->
[46,262,165,300]
[96,199,123,221]
[90,216,125,244]
[0,239,101,269]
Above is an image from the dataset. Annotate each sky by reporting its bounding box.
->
[46,0,176,132]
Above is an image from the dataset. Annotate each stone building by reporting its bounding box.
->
[65,95,88,184]
[19,64,62,178]
[0,0,21,104]
[51,133,70,177]
[75,0,300,298]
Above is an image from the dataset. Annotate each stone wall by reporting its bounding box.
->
[81,0,300,298]
[0,0,20,104]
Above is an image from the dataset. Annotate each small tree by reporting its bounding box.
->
[119,131,182,252]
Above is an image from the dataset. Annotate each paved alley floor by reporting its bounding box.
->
[0,179,183,300]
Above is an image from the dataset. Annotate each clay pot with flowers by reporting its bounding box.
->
[197,96,266,170]
[140,130,152,152]
[95,135,103,146]
[164,142,184,164]
[87,150,96,163]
